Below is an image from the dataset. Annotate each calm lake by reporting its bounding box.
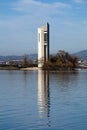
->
[0,69,87,130]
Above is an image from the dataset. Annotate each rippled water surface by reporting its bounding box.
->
[0,70,87,130]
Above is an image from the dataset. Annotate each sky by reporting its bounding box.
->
[0,0,87,55]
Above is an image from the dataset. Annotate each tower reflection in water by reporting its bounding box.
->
[38,70,50,124]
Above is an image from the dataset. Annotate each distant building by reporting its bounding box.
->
[38,23,49,67]
[0,61,6,65]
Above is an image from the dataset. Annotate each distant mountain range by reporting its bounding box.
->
[0,50,87,62]
[73,50,87,60]
[0,54,38,62]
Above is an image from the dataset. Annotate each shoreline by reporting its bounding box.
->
[0,66,86,71]
[20,67,39,70]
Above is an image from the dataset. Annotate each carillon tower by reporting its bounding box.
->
[38,23,49,67]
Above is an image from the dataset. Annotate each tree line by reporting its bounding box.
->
[43,50,78,70]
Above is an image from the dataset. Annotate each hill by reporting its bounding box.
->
[1,50,87,62]
[73,50,87,60]
[0,54,38,62]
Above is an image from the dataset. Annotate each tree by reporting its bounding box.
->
[22,55,29,68]
[43,50,78,70]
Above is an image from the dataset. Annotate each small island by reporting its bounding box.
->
[42,50,78,70]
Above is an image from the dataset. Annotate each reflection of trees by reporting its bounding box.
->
[50,71,79,91]
[38,70,50,126]
[22,70,34,88]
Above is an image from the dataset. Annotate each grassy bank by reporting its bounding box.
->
[0,67,19,70]
[0,65,19,70]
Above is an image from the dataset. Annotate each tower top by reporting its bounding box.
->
[46,22,49,27]
[46,22,49,25]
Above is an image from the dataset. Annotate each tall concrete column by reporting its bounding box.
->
[38,23,49,68]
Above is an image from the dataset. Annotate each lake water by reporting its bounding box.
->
[0,69,87,130]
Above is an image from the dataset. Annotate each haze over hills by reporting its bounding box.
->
[0,54,38,62]
[0,50,87,62]
[73,50,87,60]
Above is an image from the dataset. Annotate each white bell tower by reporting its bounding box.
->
[38,23,49,67]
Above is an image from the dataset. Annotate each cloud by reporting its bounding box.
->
[73,0,84,3]
[1,0,86,55]
[12,0,71,15]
